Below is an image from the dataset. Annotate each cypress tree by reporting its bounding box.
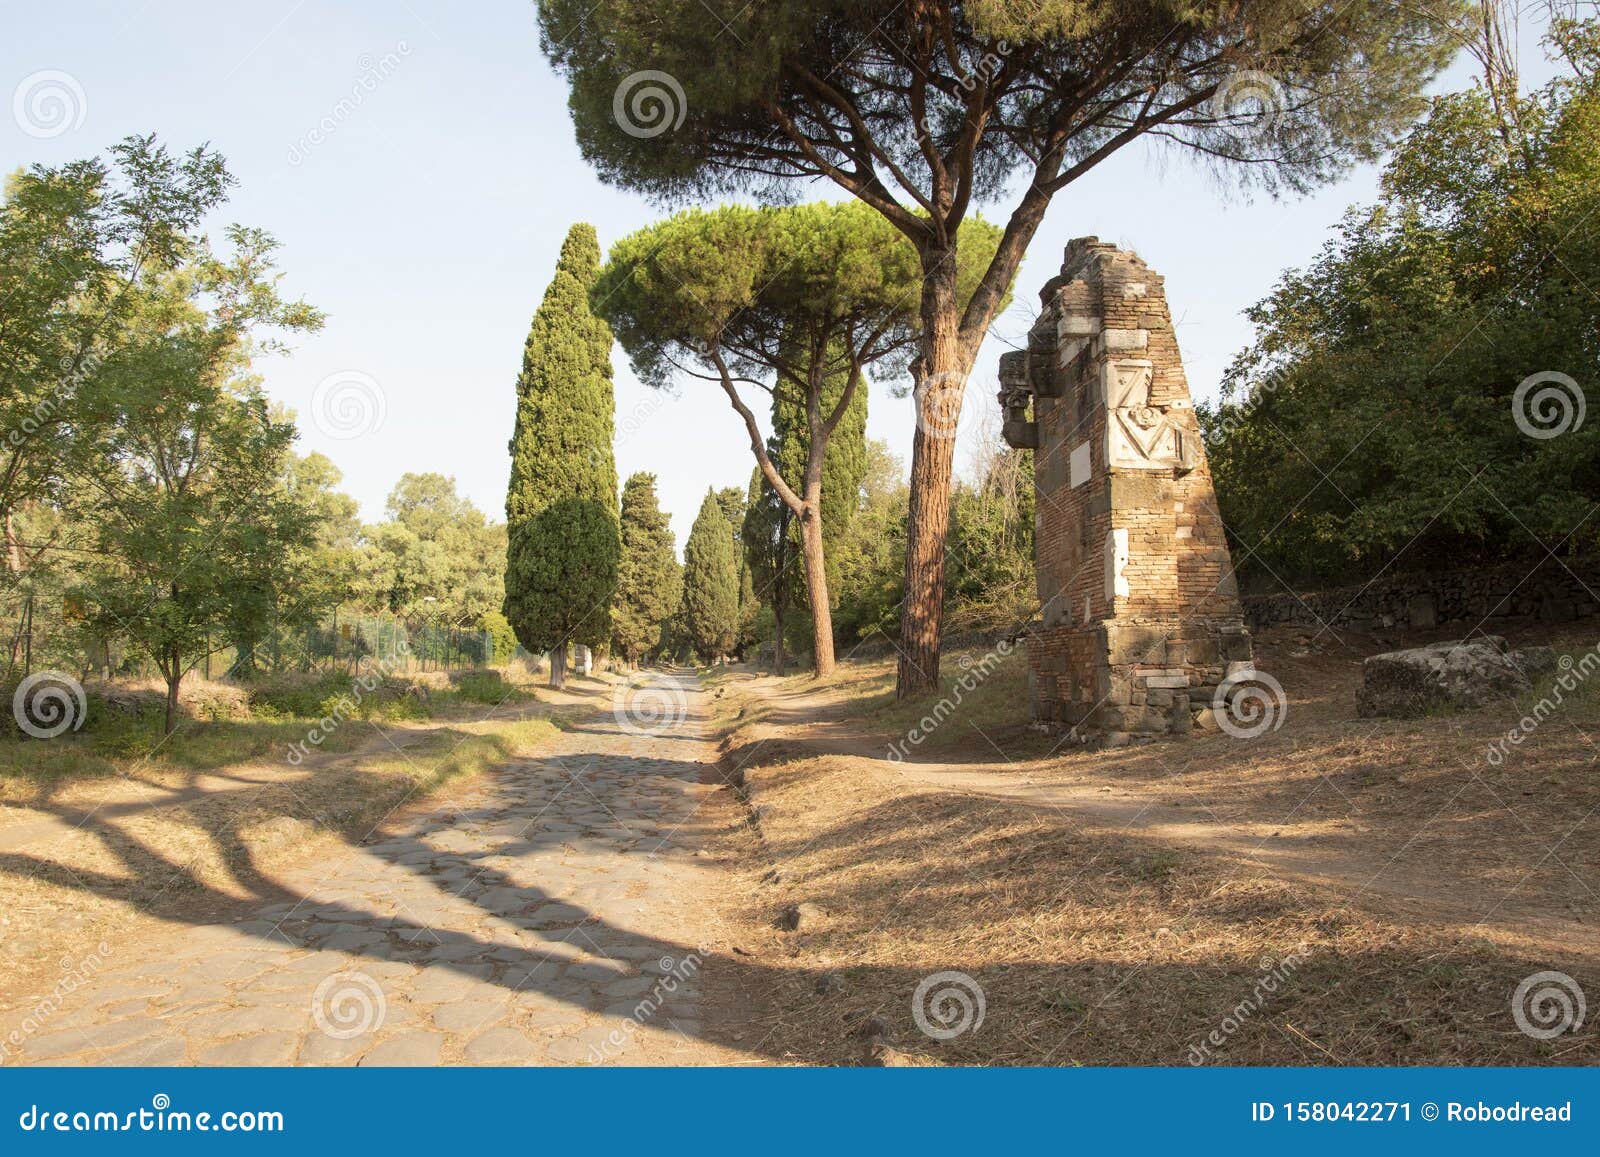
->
[612,472,681,666]
[503,223,619,688]
[682,488,740,663]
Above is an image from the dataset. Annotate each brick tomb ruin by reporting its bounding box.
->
[999,237,1256,743]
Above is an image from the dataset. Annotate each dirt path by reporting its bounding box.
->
[1,672,754,1066]
[727,669,1597,959]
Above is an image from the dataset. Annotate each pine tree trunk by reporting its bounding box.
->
[897,252,969,700]
[549,643,567,689]
[799,508,835,677]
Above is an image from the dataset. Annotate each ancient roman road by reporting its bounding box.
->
[2,672,750,1066]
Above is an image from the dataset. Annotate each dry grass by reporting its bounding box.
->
[712,624,1600,1066]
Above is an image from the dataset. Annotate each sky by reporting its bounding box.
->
[1,2,1562,549]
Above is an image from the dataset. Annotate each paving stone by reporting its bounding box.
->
[196,1032,299,1065]
[463,1026,535,1065]
[359,1030,445,1066]
[430,998,507,1034]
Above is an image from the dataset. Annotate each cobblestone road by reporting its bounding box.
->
[2,672,749,1066]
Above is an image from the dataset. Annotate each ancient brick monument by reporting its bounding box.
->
[1000,237,1253,742]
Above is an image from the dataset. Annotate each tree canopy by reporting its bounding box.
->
[1206,19,1600,585]
[682,488,740,661]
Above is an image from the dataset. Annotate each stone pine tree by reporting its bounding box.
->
[682,489,740,663]
[504,223,620,688]
[595,201,999,677]
[540,0,1466,698]
[612,472,681,666]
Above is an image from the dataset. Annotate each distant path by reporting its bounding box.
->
[2,671,750,1066]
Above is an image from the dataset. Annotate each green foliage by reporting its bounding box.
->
[612,472,682,663]
[830,441,910,647]
[944,444,1035,631]
[479,610,520,665]
[1208,37,1600,585]
[503,223,621,654]
[360,473,505,621]
[682,489,740,660]
[0,136,232,533]
[70,228,322,731]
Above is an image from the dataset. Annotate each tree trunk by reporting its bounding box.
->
[164,666,181,737]
[897,251,970,699]
[548,642,567,689]
[798,505,835,677]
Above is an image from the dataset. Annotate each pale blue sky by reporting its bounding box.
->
[2,2,1558,548]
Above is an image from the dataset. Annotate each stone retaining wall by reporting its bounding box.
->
[1241,560,1600,633]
